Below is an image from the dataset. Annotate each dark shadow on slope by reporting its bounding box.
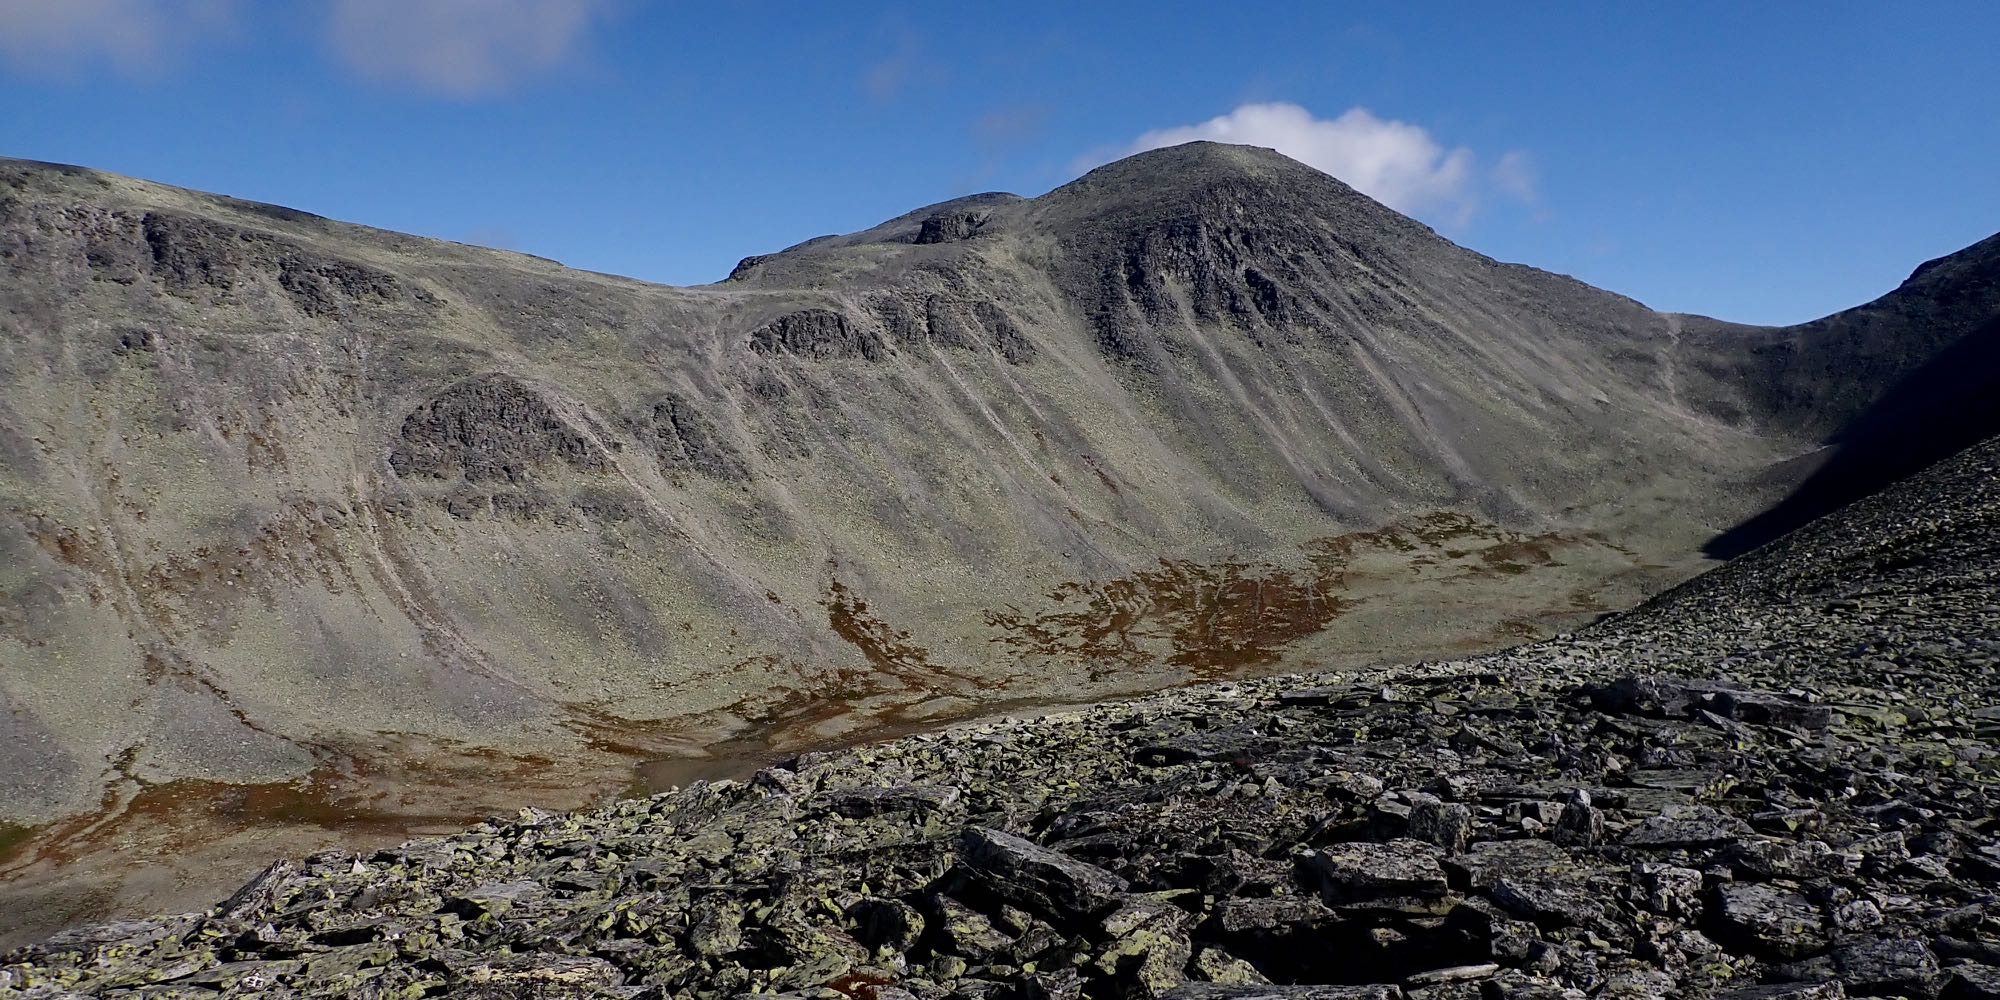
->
[1706,313,2000,558]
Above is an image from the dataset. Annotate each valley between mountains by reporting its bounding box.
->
[0,142,1995,944]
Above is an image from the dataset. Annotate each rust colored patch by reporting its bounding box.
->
[1078,453,1123,496]
[986,555,1355,680]
[9,764,455,873]
[824,579,934,675]
[984,511,1625,682]
[135,776,419,834]
[1475,533,1564,577]
[593,646,984,796]
[0,733,626,941]
[821,580,983,697]
[565,711,678,761]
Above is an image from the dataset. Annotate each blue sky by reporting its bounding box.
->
[3,2,1996,325]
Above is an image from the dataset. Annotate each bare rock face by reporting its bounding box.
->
[388,373,612,485]
[914,209,989,245]
[971,300,1036,363]
[1027,145,1420,362]
[0,190,422,324]
[863,293,1035,361]
[138,211,426,318]
[747,308,887,360]
[1100,213,1318,342]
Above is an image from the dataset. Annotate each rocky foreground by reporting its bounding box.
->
[6,436,2000,999]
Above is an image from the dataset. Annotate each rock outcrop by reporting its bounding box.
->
[747,309,888,361]
[389,374,614,485]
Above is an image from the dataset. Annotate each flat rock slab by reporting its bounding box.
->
[443,880,544,919]
[1709,689,1834,730]
[1299,840,1450,904]
[823,784,962,819]
[1490,875,1612,932]
[1443,838,1576,891]
[1404,963,1499,986]
[957,827,1131,920]
[1777,935,1942,996]
[1944,965,2000,1000]
[1211,896,1338,935]
[1588,675,1743,717]
[1712,883,1827,960]
[1622,805,1755,849]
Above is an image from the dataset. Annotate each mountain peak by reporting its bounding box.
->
[1022,141,1440,259]
[1087,139,1303,173]
[1045,141,1364,208]
[722,142,1425,286]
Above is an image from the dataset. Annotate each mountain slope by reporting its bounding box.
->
[1686,232,2000,555]
[0,144,1993,928]
[9,423,1997,993]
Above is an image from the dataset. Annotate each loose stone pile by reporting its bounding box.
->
[6,439,2000,999]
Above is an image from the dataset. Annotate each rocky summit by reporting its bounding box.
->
[5,426,1997,994]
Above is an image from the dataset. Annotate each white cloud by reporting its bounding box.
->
[0,0,234,77]
[326,0,607,99]
[1111,102,1500,222]
[1493,149,1538,203]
